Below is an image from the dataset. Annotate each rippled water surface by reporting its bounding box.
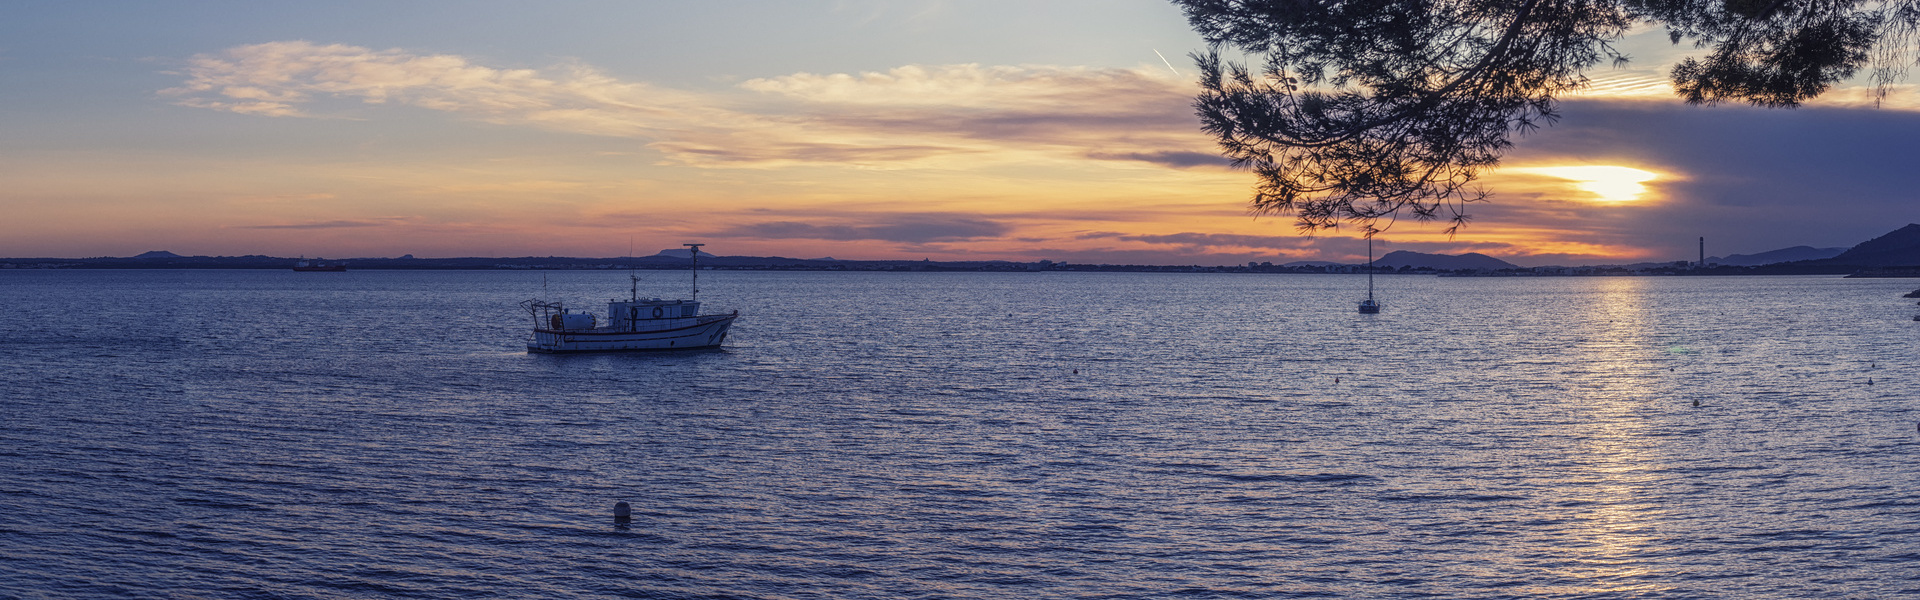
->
[3,270,1917,598]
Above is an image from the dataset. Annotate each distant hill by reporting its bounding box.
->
[132,250,182,259]
[1709,245,1846,266]
[1824,224,1920,267]
[1372,250,1518,271]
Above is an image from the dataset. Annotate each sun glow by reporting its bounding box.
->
[1514,166,1660,202]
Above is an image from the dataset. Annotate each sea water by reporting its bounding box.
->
[1,269,1916,599]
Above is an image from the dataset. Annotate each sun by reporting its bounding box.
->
[1513,165,1660,202]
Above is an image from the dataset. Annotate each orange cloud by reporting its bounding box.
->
[166,42,1214,170]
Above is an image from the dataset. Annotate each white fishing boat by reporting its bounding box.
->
[521,243,738,353]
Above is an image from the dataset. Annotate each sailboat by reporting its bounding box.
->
[1358,235,1380,314]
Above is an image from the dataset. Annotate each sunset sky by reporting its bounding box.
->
[5,0,1918,266]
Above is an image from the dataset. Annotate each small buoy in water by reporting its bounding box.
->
[1868,378,1874,385]
[614,501,631,524]
[1335,377,1340,384]
[1072,369,1078,374]
[1692,399,1700,407]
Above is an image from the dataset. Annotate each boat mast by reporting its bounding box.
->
[684,243,703,303]
[1367,235,1375,301]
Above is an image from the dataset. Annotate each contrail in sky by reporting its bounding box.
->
[1153,49,1181,78]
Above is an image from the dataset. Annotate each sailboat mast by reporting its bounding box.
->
[684,243,703,303]
[1367,235,1374,300]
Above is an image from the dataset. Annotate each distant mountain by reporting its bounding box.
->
[650,249,718,258]
[1709,246,1847,266]
[1825,223,1920,266]
[1281,260,1342,267]
[132,250,181,259]
[1372,250,1518,271]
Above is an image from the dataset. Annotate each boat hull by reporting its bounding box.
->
[527,314,736,354]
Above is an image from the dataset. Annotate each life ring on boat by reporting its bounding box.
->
[652,306,663,318]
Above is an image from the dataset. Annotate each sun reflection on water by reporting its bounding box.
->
[1537,277,1678,594]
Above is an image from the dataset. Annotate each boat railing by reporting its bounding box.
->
[521,299,564,329]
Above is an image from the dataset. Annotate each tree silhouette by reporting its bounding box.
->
[1175,0,1919,235]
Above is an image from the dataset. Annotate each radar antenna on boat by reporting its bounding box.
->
[685,243,704,303]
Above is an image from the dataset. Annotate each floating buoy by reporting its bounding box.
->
[1868,378,1874,385]
[1692,399,1700,407]
[1335,377,1340,384]
[614,501,631,524]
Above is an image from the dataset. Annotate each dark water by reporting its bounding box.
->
[2,269,1917,599]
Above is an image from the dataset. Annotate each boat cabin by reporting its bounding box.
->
[606,298,700,329]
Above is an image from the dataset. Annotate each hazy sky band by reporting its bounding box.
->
[3,1,1915,265]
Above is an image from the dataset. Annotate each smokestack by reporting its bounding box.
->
[1699,237,1705,268]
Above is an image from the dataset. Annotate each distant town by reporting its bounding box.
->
[7,224,1920,277]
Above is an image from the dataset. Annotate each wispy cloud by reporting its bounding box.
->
[165,41,1210,169]
[1076,231,1313,250]
[164,41,729,129]
[713,214,1013,243]
[1570,72,1675,99]
[239,219,397,229]
[1084,150,1229,168]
